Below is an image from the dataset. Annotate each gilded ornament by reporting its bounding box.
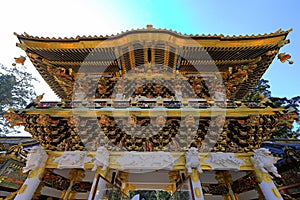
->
[262,172,272,183]
[191,169,199,182]
[272,187,281,198]
[18,184,28,195]
[194,187,201,198]
[69,169,85,183]
[254,169,263,183]
[28,167,44,179]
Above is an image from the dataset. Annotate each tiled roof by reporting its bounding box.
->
[15,26,291,100]
[14,26,292,41]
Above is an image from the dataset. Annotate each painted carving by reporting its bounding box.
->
[3,108,25,127]
[23,146,48,173]
[251,148,281,178]
[92,146,110,171]
[185,147,202,174]
[205,153,243,170]
[54,151,92,169]
[116,152,177,170]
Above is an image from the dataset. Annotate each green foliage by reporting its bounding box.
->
[129,190,172,200]
[270,95,300,139]
[244,79,271,101]
[245,79,300,139]
[172,190,190,200]
[0,63,36,134]
[107,189,123,200]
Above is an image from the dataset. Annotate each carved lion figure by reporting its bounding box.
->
[92,146,110,171]
[23,146,48,173]
[251,148,281,178]
[185,147,202,174]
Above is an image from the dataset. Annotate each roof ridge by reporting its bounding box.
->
[14,26,292,42]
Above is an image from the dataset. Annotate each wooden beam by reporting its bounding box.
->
[22,107,284,118]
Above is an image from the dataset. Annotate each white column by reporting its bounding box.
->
[15,147,48,200]
[88,168,109,200]
[88,174,99,200]
[255,169,283,200]
[251,148,283,200]
[93,177,108,200]
[89,146,110,200]
[15,170,44,200]
[188,168,204,200]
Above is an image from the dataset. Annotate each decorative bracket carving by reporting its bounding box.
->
[185,147,202,174]
[92,146,110,171]
[251,148,281,178]
[23,146,48,173]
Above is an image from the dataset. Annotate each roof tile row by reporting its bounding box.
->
[14,27,292,42]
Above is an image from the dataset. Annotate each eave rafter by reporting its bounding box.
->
[15,28,291,100]
[4,103,298,152]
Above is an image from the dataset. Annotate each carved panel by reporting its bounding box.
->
[204,153,244,170]
[53,151,92,169]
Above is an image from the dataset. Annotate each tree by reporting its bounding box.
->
[244,79,271,102]
[0,63,36,134]
[129,190,172,200]
[270,95,300,138]
[245,79,300,138]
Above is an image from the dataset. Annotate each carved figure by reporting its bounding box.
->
[185,147,202,174]
[92,146,110,171]
[23,146,48,173]
[251,148,281,178]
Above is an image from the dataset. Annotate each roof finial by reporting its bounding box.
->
[146,24,153,30]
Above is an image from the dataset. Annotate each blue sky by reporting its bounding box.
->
[0,0,299,100]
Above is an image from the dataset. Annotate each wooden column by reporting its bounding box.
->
[188,168,204,200]
[215,171,238,200]
[223,171,239,200]
[61,169,85,200]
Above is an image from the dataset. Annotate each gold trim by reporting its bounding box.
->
[195,187,201,198]
[272,188,281,198]
[262,173,273,183]
[164,183,176,192]
[191,168,199,182]
[27,167,44,179]
[45,151,256,170]
[60,190,66,199]
[22,107,284,118]
[68,191,77,200]
[122,183,136,195]
[255,169,272,184]
[18,184,28,195]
